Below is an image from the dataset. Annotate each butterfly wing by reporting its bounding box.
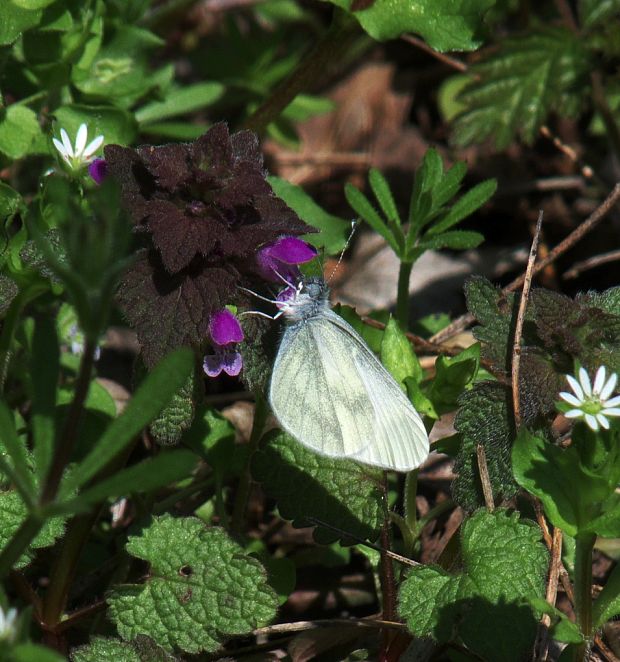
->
[269,311,429,471]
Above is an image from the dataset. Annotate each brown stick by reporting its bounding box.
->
[534,527,563,661]
[563,248,620,280]
[476,444,495,512]
[253,617,408,638]
[430,183,620,344]
[512,211,543,427]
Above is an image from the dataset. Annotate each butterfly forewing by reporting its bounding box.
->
[269,310,429,471]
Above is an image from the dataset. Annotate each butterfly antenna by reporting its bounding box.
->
[305,517,419,567]
[326,219,360,284]
[237,285,280,305]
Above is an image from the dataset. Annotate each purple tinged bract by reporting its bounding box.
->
[88,158,107,185]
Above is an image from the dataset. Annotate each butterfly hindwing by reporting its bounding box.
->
[269,310,428,471]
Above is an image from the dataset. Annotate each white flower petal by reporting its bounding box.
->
[559,392,583,407]
[597,413,610,430]
[602,407,620,417]
[52,137,67,157]
[600,372,618,401]
[579,367,592,396]
[593,366,606,395]
[60,128,74,158]
[83,134,104,158]
[585,413,599,431]
[603,395,620,408]
[565,409,584,418]
[566,374,585,400]
[74,123,88,156]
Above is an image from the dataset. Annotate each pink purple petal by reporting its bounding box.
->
[88,158,108,184]
[203,351,243,377]
[209,309,244,346]
[257,236,316,282]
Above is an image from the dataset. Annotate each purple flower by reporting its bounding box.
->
[203,351,243,378]
[88,158,107,184]
[256,236,317,283]
[209,309,244,346]
[204,309,244,377]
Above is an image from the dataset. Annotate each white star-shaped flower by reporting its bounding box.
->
[0,606,17,642]
[559,366,620,431]
[52,123,104,170]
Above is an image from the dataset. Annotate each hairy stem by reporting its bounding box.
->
[574,533,595,657]
[403,469,418,553]
[231,394,268,533]
[41,337,97,503]
[243,11,359,134]
[395,261,413,328]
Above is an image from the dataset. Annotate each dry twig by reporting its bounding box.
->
[512,211,543,427]
[534,527,563,661]
[430,183,620,344]
[563,249,620,280]
[476,444,495,512]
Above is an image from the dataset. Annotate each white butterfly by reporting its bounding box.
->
[269,277,429,472]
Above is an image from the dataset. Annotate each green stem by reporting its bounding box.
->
[0,513,44,580]
[396,261,414,328]
[0,284,47,393]
[231,394,268,534]
[403,469,418,543]
[243,11,359,134]
[417,498,455,531]
[574,533,596,657]
[41,337,96,503]
[41,510,100,629]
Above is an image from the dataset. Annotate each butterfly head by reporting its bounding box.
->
[277,277,330,323]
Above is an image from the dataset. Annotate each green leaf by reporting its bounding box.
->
[579,0,620,28]
[0,106,45,159]
[465,275,516,373]
[0,490,65,568]
[325,0,495,51]
[416,230,484,252]
[183,408,243,478]
[11,643,66,662]
[268,176,350,255]
[30,317,59,484]
[55,451,197,516]
[345,183,400,254]
[149,371,196,446]
[0,183,23,221]
[452,381,517,510]
[369,168,400,227]
[64,349,194,494]
[0,275,18,316]
[53,105,137,148]
[107,515,277,653]
[10,0,56,9]
[0,3,41,46]
[140,122,208,141]
[593,559,620,628]
[428,343,480,412]
[529,598,584,644]
[399,509,548,661]
[512,428,611,537]
[70,636,178,662]
[426,179,497,236]
[0,402,36,504]
[135,82,225,125]
[252,431,383,545]
[380,317,423,386]
[453,27,591,148]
